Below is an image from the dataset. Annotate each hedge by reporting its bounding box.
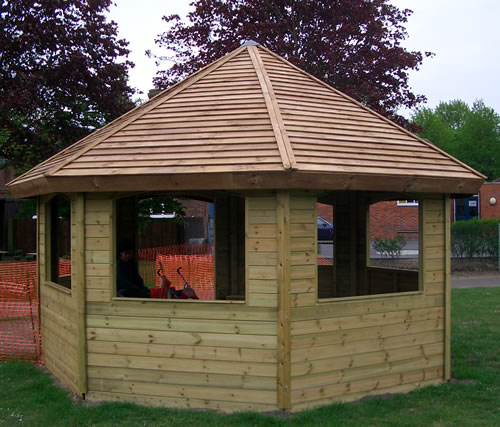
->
[451,218,500,258]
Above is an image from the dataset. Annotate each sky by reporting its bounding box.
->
[108,0,500,117]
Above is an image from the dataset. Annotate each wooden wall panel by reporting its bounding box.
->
[85,194,112,302]
[86,299,278,411]
[288,196,446,411]
[38,195,80,393]
[289,195,317,308]
[422,199,446,296]
[85,192,279,412]
[246,194,279,308]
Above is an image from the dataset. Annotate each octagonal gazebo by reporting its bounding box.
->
[7,42,483,412]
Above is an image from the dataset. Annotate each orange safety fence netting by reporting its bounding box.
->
[139,244,212,261]
[0,259,71,364]
[58,259,71,276]
[155,254,214,300]
[0,280,41,363]
[317,256,333,265]
[0,261,37,298]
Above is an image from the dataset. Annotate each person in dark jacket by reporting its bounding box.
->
[117,241,150,298]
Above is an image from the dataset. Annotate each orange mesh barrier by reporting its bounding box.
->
[0,280,41,363]
[317,256,332,265]
[0,259,69,289]
[139,244,212,261]
[0,261,37,290]
[58,259,71,276]
[155,254,214,300]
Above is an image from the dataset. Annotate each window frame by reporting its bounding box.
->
[317,195,423,302]
[45,193,74,291]
[112,192,247,303]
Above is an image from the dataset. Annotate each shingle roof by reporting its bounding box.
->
[7,43,484,197]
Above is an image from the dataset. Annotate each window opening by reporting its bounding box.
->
[47,195,72,288]
[317,201,335,298]
[115,193,245,301]
[317,193,420,299]
[368,199,420,295]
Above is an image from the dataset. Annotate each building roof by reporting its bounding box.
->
[8,43,484,198]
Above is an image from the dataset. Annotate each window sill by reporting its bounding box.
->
[45,280,72,295]
[111,297,246,304]
[317,290,424,304]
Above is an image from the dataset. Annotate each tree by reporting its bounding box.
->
[0,0,135,173]
[413,100,500,180]
[149,0,432,123]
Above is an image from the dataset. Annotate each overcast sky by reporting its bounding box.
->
[108,0,500,117]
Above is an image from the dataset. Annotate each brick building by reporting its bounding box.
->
[317,181,499,243]
[318,200,418,241]
[478,181,500,219]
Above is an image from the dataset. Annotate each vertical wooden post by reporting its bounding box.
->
[365,201,372,294]
[45,198,52,282]
[111,199,117,299]
[35,197,42,360]
[75,193,87,396]
[356,194,369,294]
[36,197,41,302]
[418,200,425,292]
[277,191,291,410]
[349,192,357,296]
[444,195,451,380]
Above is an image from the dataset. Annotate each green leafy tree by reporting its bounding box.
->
[413,100,500,180]
[0,0,135,173]
[149,0,433,125]
[137,197,186,234]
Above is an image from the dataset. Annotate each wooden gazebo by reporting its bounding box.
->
[7,41,484,412]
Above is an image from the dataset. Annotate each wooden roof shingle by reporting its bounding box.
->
[8,43,484,197]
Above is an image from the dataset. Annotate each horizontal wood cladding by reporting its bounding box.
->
[286,195,446,409]
[86,314,277,335]
[87,378,276,406]
[289,195,317,309]
[291,369,443,410]
[246,195,279,308]
[85,193,279,411]
[87,324,277,349]
[85,194,112,302]
[422,199,446,296]
[38,197,80,393]
[86,304,279,409]
[40,286,79,392]
[86,390,276,413]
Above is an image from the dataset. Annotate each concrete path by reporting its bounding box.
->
[451,272,500,288]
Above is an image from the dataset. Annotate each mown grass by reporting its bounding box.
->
[0,288,498,426]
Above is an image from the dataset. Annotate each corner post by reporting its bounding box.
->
[444,194,451,380]
[277,191,291,409]
[75,193,87,396]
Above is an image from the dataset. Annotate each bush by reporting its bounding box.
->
[373,234,406,258]
[451,218,500,259]
[14,249,24,257]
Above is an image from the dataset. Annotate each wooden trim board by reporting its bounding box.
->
[75,193,88,395]
[277,191,291,409]
[444,195,451,380]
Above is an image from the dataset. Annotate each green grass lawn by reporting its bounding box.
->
[1,288,498,426]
